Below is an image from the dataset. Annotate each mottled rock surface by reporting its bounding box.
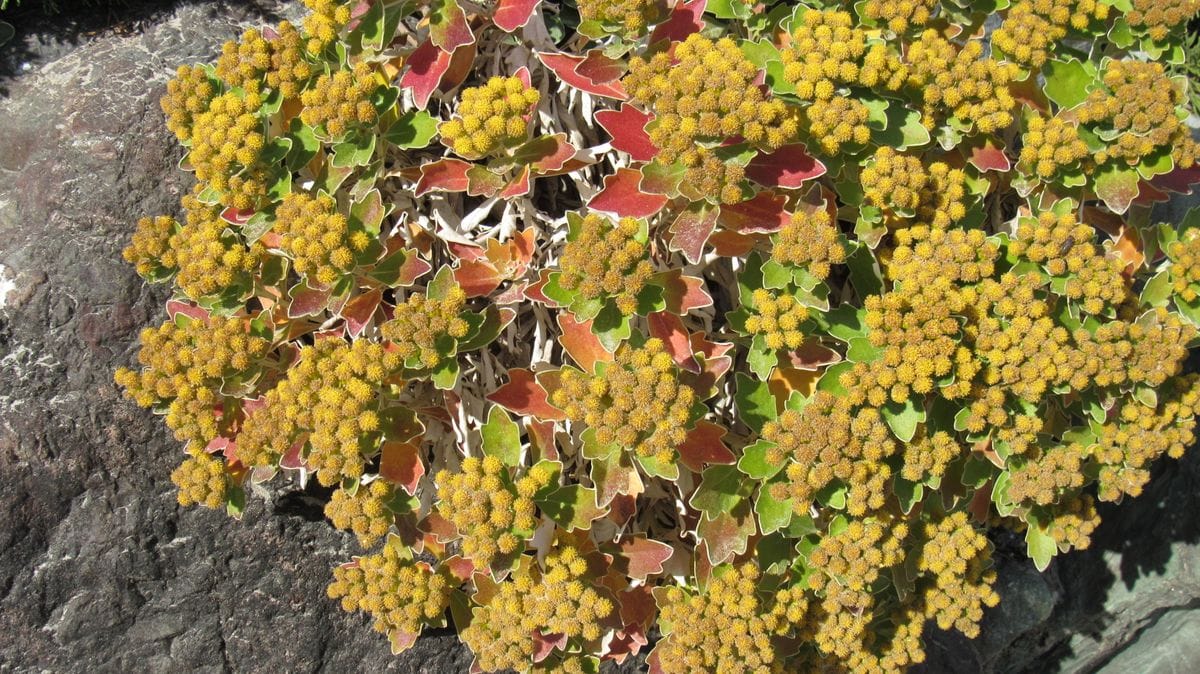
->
[1,3,1199,673]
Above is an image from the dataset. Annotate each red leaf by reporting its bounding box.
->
[676,420,736,473]
[647,311,700,373]
[1151,166,1200,195]
[668,202,718,264]
[415,158,473,196]
[341,288,381,337]
[380,441,425,495]
[708,229,756,257]
[419,511,459,543]
[492,0,540,31]
[649,0,706,45]
[574,49,626,85]
[697,502,755,565]
[454,259,504,298]
[513,133,577,173]
[745,143,826,188]
[532,632,567,663]
[287,283,330,318]
[656,269,713,314]
[487,368,566,421]
[966,137,1012,173]
[524,269,555,304]
[279,435,307,470]
[501,165,532,198]
[448,241,486,261]
[596,104,658,162]
[429,0,474,51]
[165,299,210,324]
[717,190,789,234]
[527,418,559,461]
[400,40,453,109]
[558,313,615,373]
[612,537,674,581]
[219,207,255,226]
[536,50,627,99]
[589,167,669,218]
[443,555,475,582]
[439,40,477,94]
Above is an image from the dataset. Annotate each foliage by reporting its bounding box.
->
[115,0,1200,671]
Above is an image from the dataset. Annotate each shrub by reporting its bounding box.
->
[116,0,1200,671]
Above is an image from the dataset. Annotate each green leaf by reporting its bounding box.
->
[754,484,793,535]
[736,373,778,429]
[847,337,883,363]
[747,334,778,379]
[817,361,853,396]
[845,244,883,298]
[384,110,439,149]
[882,398,924,442]
[1025,513,1057,571]
[821,305,869,342]
[873,101,930,150]
[708,0,752,19]
[635,452,679,480]
[427,265,456,300]
[1094,164,1141,215]
[815,482,847,510]
[894,477,924,515]
[1140,269,1172,308]
[738,440,783,480]
[536,485,606,531]
[760,259,792,290]
[332,132,377,168]
[592,302,632,351]
[690,465,750,519]
[287,120,320,171]
[961,456,997,488]
[430,357,459,390]
[480,407,521,466]
[1043,58,1095,109]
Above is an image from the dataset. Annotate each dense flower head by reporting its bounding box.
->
[862,149,969,229]
[300,61,380,138]
[902,429,961,483]
[440,76,539,159]
[216,28,272,91]
[264,21,312,99]
[683,147,747,204]
[236,338,401,485]
[1094,375,1200,501]
[745,288,809,351]
[276,191,369,286]
[381,287,471,369]
[1078,59,1199,169]
[861,0,937,34]
[1127,0,1200,42]
[993,1,1068,68]
[551,339,695,465]
[1019,114,1090,179]
[325,479,396,547]
[888,225,998,288]
[434,456,553,568]
[302,0,353,53]
[115,315,269,447]
[169,193,264,300]
[327,537,451,639]
[624,33,798,162]
[461,546,614,672]
[806,96,872,155]
[1008,443,1086,506]
[765,392,897,516]
[772,205,846,278]
[557,213,654,314]
[577,0,661,36]
[1009,211,1102,277]
[187,89,270,209]
[161,64,216,141]
[1169,229,1200,301]
[171,450,229,509]
[123,215,179,279]
[782,9,908,101]
[1044,493,1101,550]
[657,563,805,673]
[906,30,1018,134]
[916,512,999,638]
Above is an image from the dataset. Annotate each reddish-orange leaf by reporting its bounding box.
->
[380,441,425,495]
[558,313,615,373]
[676,420,736,473]
[596,104,658,162]
[649,0,706,45]
[589,167,669,217]
[536,50,627,99]
[454,259,503,298]
[648,311,701,372]
[341,288,381,337]
[717,190,790,234]
[656,269,713,315]
[487,368,567,421]
[745,143,826,188]
[669,202,718,264]
[415,158,473,196]
[612,537,674,581]
[400,40,453,108]
[492,0,540,31]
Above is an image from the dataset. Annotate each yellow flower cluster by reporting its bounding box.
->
[685,147,747,204]
[861,0,937,34]
[577,0,659,36]
[300,61,380,138]
[216,28,272,91]
[381,287,471,369]
[168,194,263,300]
[624,33,798,163]
[170,450,228,509]
[745,289,809,351]
[551,339,695,465]
[123,215,178,279]
[435,457,553,568]
[302,0,352,53]
[901,429,961,483]
[237,338,400,485]
[1045,494,1101,550]
[764,392,897,517]
[440,76,540,159]
[1169,229,1200,301]
[993,0,1109,68]
[916,512,999,638]
[1065,255,1129,315]
[276,191,369,286]
[1008,443,1086,506]
[906,30,1018,134]
[1019,115,1090,179]
[973,273,1075,401]
[461,546,614,672]
[1078,60,1199,169]
[657,564,806,674]
[161,64,215,141]
[781,10,907,100]
[1009,212,1129,315]
[1127,0,1199,42]
[188,89,269,210]
[325,479,395,547]
[805,96,872,155]
[862,148,968,229]
[265,22,312,99]
[1126,309,1197,386]
[327,537,451,639]
[557,213,654,315]
[1094,375,1200,501]
[887,225,998,288]
[115,316,269,447]
[772,206,846,279]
